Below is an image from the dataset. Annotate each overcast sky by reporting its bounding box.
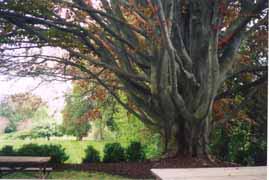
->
[0,76,71,122]
[0,41,75,122]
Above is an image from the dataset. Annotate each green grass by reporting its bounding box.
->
[0,139,126,163]
[2,170,134,179]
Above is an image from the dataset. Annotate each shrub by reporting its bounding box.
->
[103,143,125,163]
[4,125,16,134]
[41,144,69,164]
[209,120,266,166]
[83,145,100,163]
[17,144,43,155]
[17,144,68,164]
[126,141,145,162]
[0,145,16,155]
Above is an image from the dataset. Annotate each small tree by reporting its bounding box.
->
[31,123,62,140]
[62,85,92,140]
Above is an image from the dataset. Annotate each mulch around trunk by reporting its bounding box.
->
[55,156,238,179]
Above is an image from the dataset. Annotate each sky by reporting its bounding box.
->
[0,75,71,123]
[0,43,75,123]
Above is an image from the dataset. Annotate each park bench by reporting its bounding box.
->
[151,166,266,180]
[0,156,53,179]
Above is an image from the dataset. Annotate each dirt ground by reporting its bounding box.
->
[55,156,238,179]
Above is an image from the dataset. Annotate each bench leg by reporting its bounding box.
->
[39,167,51,179]
[0,168,3,178]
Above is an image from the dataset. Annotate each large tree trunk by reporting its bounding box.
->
[162,110,212,158]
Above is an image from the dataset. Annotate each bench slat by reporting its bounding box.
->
[0,156,51,163]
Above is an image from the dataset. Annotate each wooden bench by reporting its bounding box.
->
[151,166,267,180]
[0,156,53,179]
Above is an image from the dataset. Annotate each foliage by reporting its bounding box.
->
[103,143,126,163]
[30,123,63,140]
[0,93,50,134]
[93,96,117,141]
[211,46,267,167]
[126,141,145,162]
[210,21,267,164]
[8,93,44,119]
[4,124,16,134]
[31,106,56,126]
[0,93,44,120]
[82,145,101,163]
[62,84,93,140]
[0,145,15,156]
[65,80,117,141]
[16,144,69,164]
[0,103,13,118]
[112,102,162,158]
[0,102,21,133]
[227,121,254,165]
[210,119,266,165]
[244,85,267,165]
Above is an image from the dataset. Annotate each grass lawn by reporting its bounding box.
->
[2,170,133,179]
[0,139,126,163]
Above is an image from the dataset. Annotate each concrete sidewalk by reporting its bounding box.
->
[151,166,267,180]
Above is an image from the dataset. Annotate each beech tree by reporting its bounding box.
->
[0,0,267,157]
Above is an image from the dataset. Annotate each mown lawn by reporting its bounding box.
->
[0,139,126,163]
[3,170,133,179]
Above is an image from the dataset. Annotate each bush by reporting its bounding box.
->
[17,144,68,164]
[209,120,265,166]
[4,125,16,134]
[0,145,16,155]
[17,144,44,155]
[83,145,100,163]
[103,143,125,163]
[126,141,145,162]
[41,144,69,164]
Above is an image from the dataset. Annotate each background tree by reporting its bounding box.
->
[31,122,63,140]
[0,0,267,157]
[62,78,116,140]
[0,93,46,133]
[62,84,93,141]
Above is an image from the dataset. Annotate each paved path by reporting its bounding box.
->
[151,166,266,180]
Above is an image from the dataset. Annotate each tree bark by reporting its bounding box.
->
[161,111,211,158]
[77,136,83,141]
